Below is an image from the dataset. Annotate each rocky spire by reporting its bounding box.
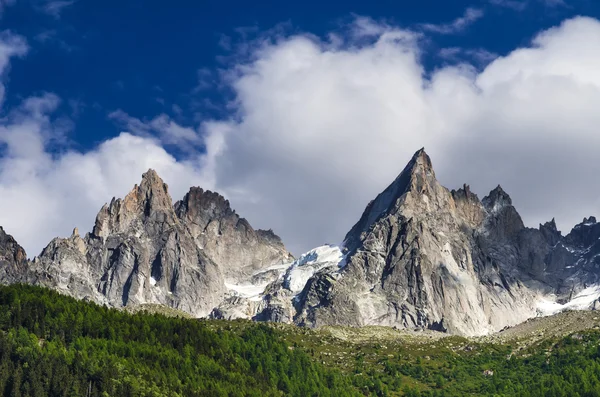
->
[92,169,176,238]
[451,184,479,202]
[539,218,561,246]
[481,185,524,241]
[0,227,27,266]
[482,185,513,213]
[565,216,600,248]
[120,169,174,220]
[343,148,438,251]
[583,216,597,225]
[175,187,235,229]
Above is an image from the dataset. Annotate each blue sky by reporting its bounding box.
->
[1,0,590,152]
[2,0,600,256]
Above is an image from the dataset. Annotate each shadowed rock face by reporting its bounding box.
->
[2,150,600,336]
[292,150,600,335]
[0,227,28,283]
[0,169,292,318]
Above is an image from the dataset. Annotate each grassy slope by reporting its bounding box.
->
[207,311,600,396]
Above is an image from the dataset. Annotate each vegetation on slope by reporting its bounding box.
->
[0,284,358,397]
[2,284,600,396]
[264,321,600,396]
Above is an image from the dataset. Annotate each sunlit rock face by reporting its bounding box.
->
[1,169,292,318]
[3,149,600,336]
[291,150,600,336]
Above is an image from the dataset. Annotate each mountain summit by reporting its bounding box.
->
[343,148,437,252]
[2,150,600,335]
[0,170,292,317]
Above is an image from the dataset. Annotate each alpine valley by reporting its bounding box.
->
[2,149,600,337]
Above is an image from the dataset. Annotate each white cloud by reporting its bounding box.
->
[439,47,498,65]
[0,127,212,256]
[196,16,600,254]
[0,32,27,105]
[421,8,484,34]
[108,110,203,150]
[4,16,600,259]
[489,0,566,10]
[0,32,213,256]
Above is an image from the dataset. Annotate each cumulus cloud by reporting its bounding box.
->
[3,16,600,258]
[108,110,203,151]
[0,32,213,256]
[0,106,213,257]
[439,47,498,65]
[196,16,600,254]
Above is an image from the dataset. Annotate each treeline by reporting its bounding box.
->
[3,284,600,396]
[0,284,359,397]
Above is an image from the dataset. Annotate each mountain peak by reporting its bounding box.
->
[0,226,27,266]
[583,216,597,225]
[342,148,439,251]
[125,169,172,213]
[482,185,513,212]
[92,169,175,238]
[135,169,169,198]
[175,186,235,224]
[540,218,561,245]
[140,168,162,186]
[405,147,435,178]
[541,218,558,231]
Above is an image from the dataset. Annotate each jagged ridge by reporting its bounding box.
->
[2,150,600,336]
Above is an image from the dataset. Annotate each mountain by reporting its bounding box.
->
[2,149,600,335]
[291,150,600,334]
[0,169,292,317]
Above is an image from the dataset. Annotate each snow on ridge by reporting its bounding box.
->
[536,285,600,316]
[223,245,346,303]
[284,245,345,294]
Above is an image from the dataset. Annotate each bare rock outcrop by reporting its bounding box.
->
[3,149,600,336]
[1,169,292,318]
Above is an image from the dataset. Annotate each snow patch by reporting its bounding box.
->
[225,281,269,302]
[284,245,345,294]
[150,276,157,287]
[536,285,600,316]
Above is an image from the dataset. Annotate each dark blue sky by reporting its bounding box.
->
[1,0,595,154]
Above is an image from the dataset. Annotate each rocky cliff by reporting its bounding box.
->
[2,149,600,335]
[0,169,292,317]
[0,226,28,283]
[289,150,600,335]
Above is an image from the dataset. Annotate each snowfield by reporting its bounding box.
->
[224,244,346,301]
[536,285,600,316]
[283,245,345,294]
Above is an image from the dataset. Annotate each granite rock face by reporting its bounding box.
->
[0,170,292,317]
[291,150,600,335]
[174,187,292,281]
[0,226,28,283]
[3,150,600,336]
